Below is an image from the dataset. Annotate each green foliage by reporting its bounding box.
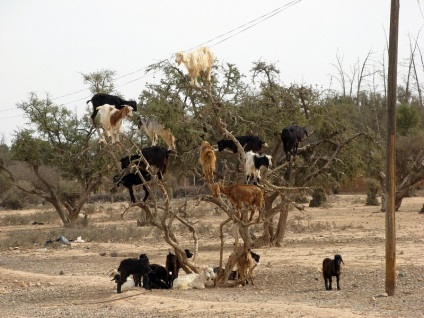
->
[82,69,116,94]
[397,103,420,136]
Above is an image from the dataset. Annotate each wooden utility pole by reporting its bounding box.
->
[386,0,399,296]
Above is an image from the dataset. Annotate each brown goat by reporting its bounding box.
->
[199,141,216,183]
[211,183,264,222]
[236,246,257,285]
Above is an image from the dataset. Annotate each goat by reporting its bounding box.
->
[199,140,216,183]
[112,254,152,293]
[175,46,214,87]
[87,93,137,127]
[211,182,264,223]
[113,169,151,203]
[236,248,258,286]
[166,249,194,282]
[281,125,308,161]
[245,151,272,184]
[113,147,172,203]
[213,250,260,282]
[96,104,133,143]
[121,146,171,180]
[217,135,268,154]
[322,254,344,291]
[172,267,216,290]
[134,263,171,289]
[137,116,176,151]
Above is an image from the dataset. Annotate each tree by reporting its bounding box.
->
[379,133,424,211]
[0,93,111,225]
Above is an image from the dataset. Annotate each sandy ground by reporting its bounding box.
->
[0,194,423,318]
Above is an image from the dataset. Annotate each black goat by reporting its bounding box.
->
[322,254,344,291]
[112,254,152,293]
[113,170,151,203]
[133,263,172,289]
[121,146,171,179]
[217,135,268,154]
[87,93,137,127]
[148,264,172,289]
[165,249,194,281]
[113,146,172,203]
[281,125,308,161]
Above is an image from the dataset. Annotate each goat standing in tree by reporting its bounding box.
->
[175,46,214,87]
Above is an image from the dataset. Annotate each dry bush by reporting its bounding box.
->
[0,209,56,226]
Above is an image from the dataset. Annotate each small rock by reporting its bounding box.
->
[59,271,64,275]
[371,296,376,301]
[99,252,107,256]
[110,252,118,257]
[375,293,388,298]
[397,271,407,277]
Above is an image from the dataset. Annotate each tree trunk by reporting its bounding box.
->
[273,203,290,246]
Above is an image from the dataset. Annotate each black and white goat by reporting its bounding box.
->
[87,93,137,127]
[112,254,152,293]
[322,254,344,291]
[245,151,272,184]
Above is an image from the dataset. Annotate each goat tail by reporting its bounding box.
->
[86,99,91,104]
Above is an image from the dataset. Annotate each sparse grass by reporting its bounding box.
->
[0,209,57,226]
[287,215,363,233]
[0,223,159,250]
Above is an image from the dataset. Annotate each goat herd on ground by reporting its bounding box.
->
[84,46,341,293]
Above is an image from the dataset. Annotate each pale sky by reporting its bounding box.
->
[0,0,423,145]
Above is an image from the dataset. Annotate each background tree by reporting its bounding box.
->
[0,91,114,225]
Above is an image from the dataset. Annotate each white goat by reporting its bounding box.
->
[245,151,272,184]
[172,266,215,290]
[96,104,133,143]
[175,46,214,87]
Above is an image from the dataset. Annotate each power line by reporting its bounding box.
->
[50,0,303,106]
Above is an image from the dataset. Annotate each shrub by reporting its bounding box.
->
[309,188,327,207]
[366,179,380,206]
[2,191,23,210]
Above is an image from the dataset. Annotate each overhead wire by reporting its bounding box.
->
[53,0,303,106]
[0,0,303,116]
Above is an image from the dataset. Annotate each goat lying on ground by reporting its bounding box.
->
[172,267,216,290]
[96,104,133,143]
[113,147,172,203]
[133,263,172,289]
[281,125,308,161]
[137,116,176,151]
[211,182,264,222]
[166,249,194,282]
[87,93,137,127]
[217,135,268,154]
[245,151,272,184]
[199,140,216,183]
[175,46,214,87]
[322,254,344,290]
[112,254,152,293]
